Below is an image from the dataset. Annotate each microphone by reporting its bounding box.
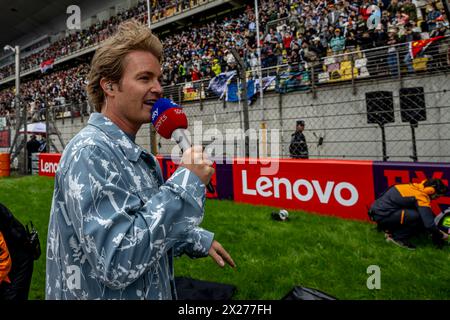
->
[151,98,215,194]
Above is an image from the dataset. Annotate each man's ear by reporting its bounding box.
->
[100,78,114,96]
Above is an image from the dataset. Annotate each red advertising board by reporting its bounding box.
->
[373,162,450,215]
[156,155,218,198]
[0,130,10,148]
[232,158,375,221]
[39,153,61,177]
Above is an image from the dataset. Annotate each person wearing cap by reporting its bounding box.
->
[368,179,449,250]
[310,36,326,58]
[289,120,309,159]
[329,28,346,54]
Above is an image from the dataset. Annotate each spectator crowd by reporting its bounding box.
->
[0,64,89,121]
[0,0,449,116]
[0,0,211,79]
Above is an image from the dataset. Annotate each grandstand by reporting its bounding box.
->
[0,0,449,167]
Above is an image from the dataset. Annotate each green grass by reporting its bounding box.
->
[0,175,449,300]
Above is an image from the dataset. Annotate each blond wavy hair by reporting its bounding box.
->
[87,19,163,112]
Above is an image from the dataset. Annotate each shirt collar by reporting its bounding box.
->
[87,113,150,162]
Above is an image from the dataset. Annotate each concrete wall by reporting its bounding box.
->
[161,73,450,162]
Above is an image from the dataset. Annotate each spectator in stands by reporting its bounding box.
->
[369,179,449,250]
[46,20,235,300]
[433,22,450,67]
[289,120,309,159]
[386,28,400,75]
[329,28,346,54]
[401,0,418,22]
[310,36,326,58]
[387,0,401,17]
[212,58,221,75]
[426,3,442,31]
[0,0,449,92]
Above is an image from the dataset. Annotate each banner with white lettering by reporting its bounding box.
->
[39,153,61,177]
[373,161,450,215]
[232,158,375,221]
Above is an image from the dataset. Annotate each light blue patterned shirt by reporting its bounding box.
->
[46,113,214,300]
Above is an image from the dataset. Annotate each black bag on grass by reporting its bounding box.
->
[175,277,236,300]
[282,286,337,300]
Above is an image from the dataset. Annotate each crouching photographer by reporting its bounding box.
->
[368,179,449,250]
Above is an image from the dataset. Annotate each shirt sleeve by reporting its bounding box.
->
[60,145,208,289]
[173,227,214,258]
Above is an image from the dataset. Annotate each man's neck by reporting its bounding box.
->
[101,110,140,136]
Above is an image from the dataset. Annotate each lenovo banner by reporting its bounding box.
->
[232,159,375,221]
[39,153,61,177]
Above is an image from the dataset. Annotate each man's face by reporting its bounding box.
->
[296,124,304,132]
[111,50,162,127]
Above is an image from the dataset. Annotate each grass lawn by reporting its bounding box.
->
[0,175,449,300]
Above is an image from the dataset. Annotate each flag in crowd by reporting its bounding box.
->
[39,58,55,73]
[409,36,445,59]
[207,71,237,99]
[208,71,276,103]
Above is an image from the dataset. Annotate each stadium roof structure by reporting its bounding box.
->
[0,0,89,48]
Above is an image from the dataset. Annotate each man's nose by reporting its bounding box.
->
[151,80,163,97]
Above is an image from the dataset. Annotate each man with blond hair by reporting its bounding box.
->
[46,20,235,300]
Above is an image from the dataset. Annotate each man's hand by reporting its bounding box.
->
[440,230,449,241]
[180,146,214,186]
[208,240,236,268]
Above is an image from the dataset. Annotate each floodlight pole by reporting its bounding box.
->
[254,0,267,156]
[230,48,250,157]
[16,46,28,174]
[5,44,30,174]
[147,0,152,28]
[254,0,264,110]
[146,0,158,155]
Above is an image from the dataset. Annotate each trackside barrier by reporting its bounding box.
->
[38,153,61,177]
[37,154,450,221]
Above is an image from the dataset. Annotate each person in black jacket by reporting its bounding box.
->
[289,120,309,159]
[0,203,39,300]
[26,135,41,174]
[369,179,449,250]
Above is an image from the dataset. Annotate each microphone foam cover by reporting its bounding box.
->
[151,98,188,139]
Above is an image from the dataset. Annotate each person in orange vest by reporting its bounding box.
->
[0,203,38,300]
[369,179,449,250]
[0,231,11,287]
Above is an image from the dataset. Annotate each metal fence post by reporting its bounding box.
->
[199,81,203,111]
[311,62,317,99]
[351,53,356,96]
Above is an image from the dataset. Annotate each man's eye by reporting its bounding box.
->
[139,76,150,81]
